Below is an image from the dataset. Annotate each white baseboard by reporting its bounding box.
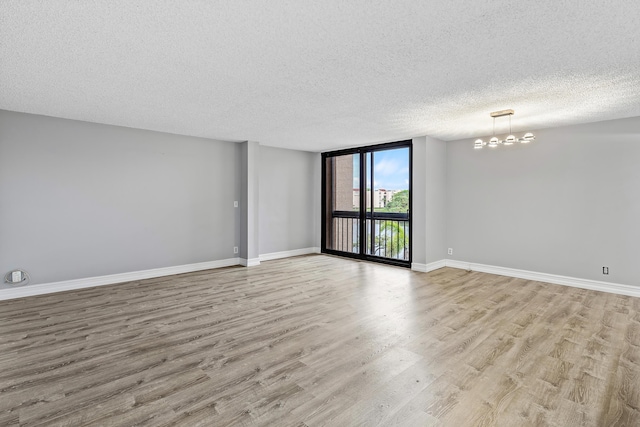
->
[411,260,446,273]
[239,258,261,267]
[9,253,635,301]
[259,247,320,262]
[443,259,640,298]
[1,249,323,301]
[0,258,241,301]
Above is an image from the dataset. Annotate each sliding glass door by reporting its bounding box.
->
[322,140,411,267]
[323,152,361,255]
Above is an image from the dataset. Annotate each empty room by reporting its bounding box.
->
[1,1,640,426]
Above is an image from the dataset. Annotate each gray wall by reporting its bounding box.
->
[258,146,318,254]
[0,110,240,286]
[412,136,447,267]
[411,137,427,266]
[311,151,322,249]
[239,141,260,260]
[423,136,447,264]
[6,109,635,289]
[446,116,640,285]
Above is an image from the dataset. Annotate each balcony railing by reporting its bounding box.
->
[330,211,409,261]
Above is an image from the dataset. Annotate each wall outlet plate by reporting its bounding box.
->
[6,270,27,284]
[234,247,239,254]
[447,248,453,255]
[12,271,23,282]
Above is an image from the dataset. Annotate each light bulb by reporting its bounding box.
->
[474,139,484,149]
[520,132,535,143]
[504,135,516,145]
[488,137,499,147]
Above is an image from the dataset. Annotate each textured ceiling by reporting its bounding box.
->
[2,1,640,152]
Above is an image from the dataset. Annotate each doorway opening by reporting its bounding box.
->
[321,140,412,267]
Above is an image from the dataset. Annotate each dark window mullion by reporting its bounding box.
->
[359,151,366,257]
[370,152,375,256]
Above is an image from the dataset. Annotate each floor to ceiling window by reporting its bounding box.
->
[322,140,411,267]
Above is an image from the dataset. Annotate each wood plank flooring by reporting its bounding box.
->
[1,254,640,426]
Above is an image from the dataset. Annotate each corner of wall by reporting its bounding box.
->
[422,135,448,264]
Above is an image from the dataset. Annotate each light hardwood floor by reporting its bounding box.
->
[1,255,640,426]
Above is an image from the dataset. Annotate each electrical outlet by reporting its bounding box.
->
[234,247,239,254]
[447,248,453,255]
[12,271,22,282]
[234,201,238,208]
[603,266,609,275]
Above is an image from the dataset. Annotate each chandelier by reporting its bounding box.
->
[474,109,535,149]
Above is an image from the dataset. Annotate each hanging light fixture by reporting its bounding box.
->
[473,109,535,149]
[488,116,500,148]
[520,132,535,143]
[503,114,516,145]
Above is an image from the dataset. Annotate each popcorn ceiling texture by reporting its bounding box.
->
[1,1,639,151]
